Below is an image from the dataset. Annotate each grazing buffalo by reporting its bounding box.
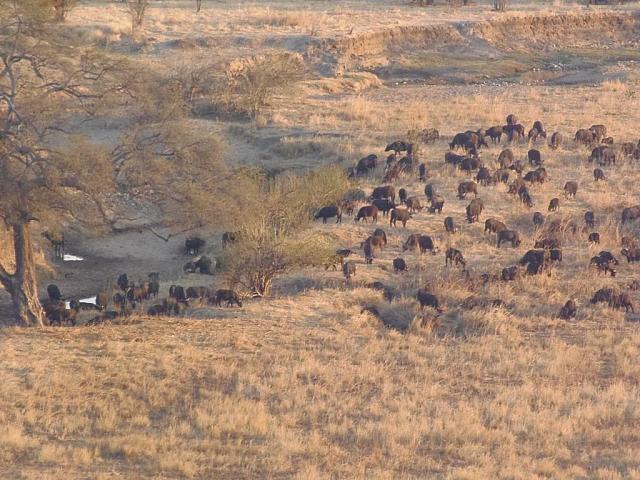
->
[590,288,633,312]
[390,208,411,228]
[497,229,521,248]
[185,236,205,256]
[393,257,407,273]
[532,120,546,137]
[424,183,436,202]
[621,248,640,263]
[398,188,408,204]
[622,206,640,224]
[445,151,467,167]
[504,124,525,142]
[214,289,242,307]
[315,205,342,224]
[575,128,595,146]
[492,168,509,184]
[485,218,507,235]
[445,248,466,268]
[550,249,563,263]
[549,131,562,150]
[363,240,374,264]
[186,286,210,300]
[559,300,577,320]
[621,142,636,156]
[589,146,615,166]
[342,261,357,280]
[356,154,378,175]
[372,199,396,217]
[403,234,436,254]
[564,181,578,198]
[590,251,618,276]
[416,290,443,312]
[371,185,396,202]
[589,232,600,244]
[533,212,544,229]
[466,198,483,223]
[117,273,129,292]
[405,197,424,214]
[589,124,607,143]
[457,181,478,199]
[372,228,388,246]
[506,114,518,125]
[429,196,445,214]
[486,126,503,143]
[528,149,542,166]
[460,156,482,174]
[385,141,410,155]
[194,255,214,275]
[355,205,379,223]
[520,249,546,267]
[593,168,606,182]
[548,198,560,212]
[47,284,63,302]
[476,166,493,186]
[444,216,457,234]
[526,261,544,275]
[534,238,561,250]
[498,149,514,168]
[418,163,428,182]
[501,266,519,281]
[584,211,595,229]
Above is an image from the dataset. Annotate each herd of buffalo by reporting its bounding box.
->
[41,242,242,326]
[319,116,640,321]
[40,114,640,326]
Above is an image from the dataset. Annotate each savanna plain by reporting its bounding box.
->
[2,0,640,478]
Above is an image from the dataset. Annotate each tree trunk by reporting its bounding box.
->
[5,223,46,326]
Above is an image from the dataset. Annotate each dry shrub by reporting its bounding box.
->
[219,53,306,118]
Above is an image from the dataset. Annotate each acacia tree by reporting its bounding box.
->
[218,167,350,297]
[0,1,230,325]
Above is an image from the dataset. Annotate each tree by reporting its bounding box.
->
[0,1,230,325]
[222,53,306,118]
[196,0,202,13]
[52,0,76,21]
[0,2,135,325]
[218,167,351,297]
[125,0,148,33]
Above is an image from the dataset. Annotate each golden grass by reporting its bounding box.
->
[2,291,640,478]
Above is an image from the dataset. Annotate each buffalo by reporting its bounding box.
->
[315,205,342,224]
[497,229,521,248]
[390,208,411,228]
[533,212,544,229]
[466,198,483,223]
[393,257,407,273]
[355,205,379,223]
[548,198,560,212]
[559,300,577,320]
[457,181,478,199]
[444,216,457,234]
[214,289,243,307]
[445,248,466,268]
[185,236,205,256]
[593,168,606,182]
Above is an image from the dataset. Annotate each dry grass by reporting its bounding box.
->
[1,291,640,478]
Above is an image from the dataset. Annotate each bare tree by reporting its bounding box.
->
[222,53,306,118]
[196,0,202,13]
[126,0,149,33]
